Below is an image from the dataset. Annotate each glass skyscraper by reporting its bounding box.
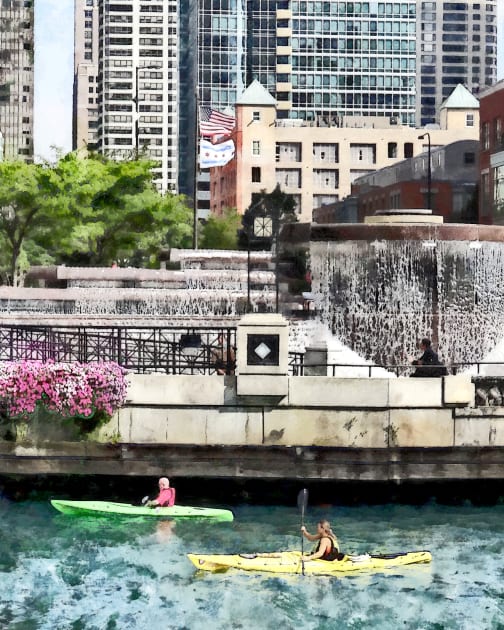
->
[76,2,498,206]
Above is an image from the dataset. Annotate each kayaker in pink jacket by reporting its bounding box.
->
[146,477,176,507]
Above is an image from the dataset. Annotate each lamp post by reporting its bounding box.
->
[418,132,432,210]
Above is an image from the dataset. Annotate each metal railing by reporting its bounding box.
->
[1,325,503,380]
[0,325,237,375]
[288,360,504,378]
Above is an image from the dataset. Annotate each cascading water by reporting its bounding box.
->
[310,213,504,369]
[0,250,278,320]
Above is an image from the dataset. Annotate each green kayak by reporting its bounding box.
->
[50,499,234,521]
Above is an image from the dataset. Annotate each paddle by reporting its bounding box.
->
[297,488,308,575]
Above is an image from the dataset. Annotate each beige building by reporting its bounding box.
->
[211,81,480,223]
[73,0,99,151]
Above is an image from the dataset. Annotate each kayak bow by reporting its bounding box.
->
[50,499,233,521]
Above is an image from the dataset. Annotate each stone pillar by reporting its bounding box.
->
[304,341,328,376]
[236,313,289,397]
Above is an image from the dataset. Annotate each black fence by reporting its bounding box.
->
[0,325,502,381]
[0,325,237,376]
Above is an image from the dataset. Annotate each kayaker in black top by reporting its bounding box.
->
[301,519,342,561]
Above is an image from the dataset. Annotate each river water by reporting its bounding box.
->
[1,481,504,630]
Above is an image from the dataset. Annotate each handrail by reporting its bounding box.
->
[0,324,237,376]
[0,324,503,377]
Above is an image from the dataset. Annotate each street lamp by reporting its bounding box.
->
[418,132,432,210]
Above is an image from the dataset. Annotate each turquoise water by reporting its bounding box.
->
[1,493,504,629]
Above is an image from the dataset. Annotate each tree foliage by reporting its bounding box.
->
[0,153,192,285]
[199,207,241,250]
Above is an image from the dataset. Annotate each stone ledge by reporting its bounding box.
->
[2,444,504,481]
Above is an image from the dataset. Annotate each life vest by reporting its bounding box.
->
[157,487,176,507]
[315,536,340,561]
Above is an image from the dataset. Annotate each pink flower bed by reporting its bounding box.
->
[0,361,128,420]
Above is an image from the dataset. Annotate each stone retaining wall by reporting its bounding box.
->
[3,370,504,480]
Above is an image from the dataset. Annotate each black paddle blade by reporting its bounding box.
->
[297,488,308,516]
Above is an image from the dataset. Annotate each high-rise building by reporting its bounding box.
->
[73,0,99,152]
[178,1,498,208]
[0,0,34,161]
[191,1,498,126]
[73,0,179,193]
[417,1,498,126]
[75,2,498,208]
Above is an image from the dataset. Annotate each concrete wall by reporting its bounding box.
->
[4,371,504,480]
[92,373,478,450]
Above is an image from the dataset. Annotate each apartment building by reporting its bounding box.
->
[417,1,498,126]
[74,1,498,207]
[73,0,179,193]
[73,0,100,151]
[210,81,479,223]
[479,80,504,224]
[0,0,34,160]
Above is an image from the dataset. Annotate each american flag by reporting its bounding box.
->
[199,106,236,138]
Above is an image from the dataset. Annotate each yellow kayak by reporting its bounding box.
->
[187,550,432,575]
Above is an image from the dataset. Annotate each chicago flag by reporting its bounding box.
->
[199,139,235,168]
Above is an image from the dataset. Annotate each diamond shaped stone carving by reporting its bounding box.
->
[247,333,280,366]
[254,342,271,360]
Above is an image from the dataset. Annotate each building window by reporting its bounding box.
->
[388,142,398,158]
[313,143,338,162]
[482,122,490,150]
[276,142,302,162]
[252,111,261,122]
[276,169,301,188]
[252,140,260,156]
[466,113,474,127]
[494,165,504,215]
[252,167,261,183]
[351,144,377,164]
[313,169,338,189]
[404,143,414,158]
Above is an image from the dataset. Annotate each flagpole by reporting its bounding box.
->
[192,0,200,251]
[193,86,199,250]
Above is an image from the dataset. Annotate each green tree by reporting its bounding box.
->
[60,153,192,266]
[0,159,74,286]
[0,153,192,284]
[199,207,241,250]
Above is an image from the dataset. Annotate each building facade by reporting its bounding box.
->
[73,0,100,151]
[73,0,179,193]
[349,139,480,223]
[211,81,479,223]
[183,0,497,211]
[479,80,504,225]
[417,1,498,126]
[0,0,34,160]
[73,1,498,208]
